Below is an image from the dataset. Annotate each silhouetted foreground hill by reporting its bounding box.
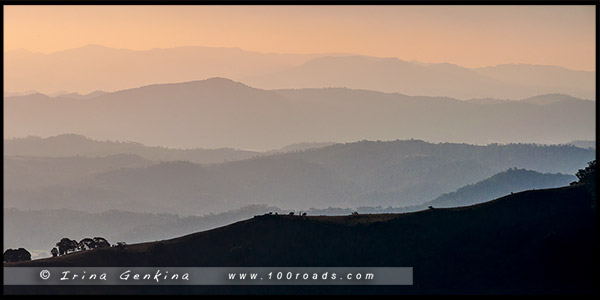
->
[7,185,596,294]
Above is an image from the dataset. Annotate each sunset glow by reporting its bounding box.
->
[4,5,596,71]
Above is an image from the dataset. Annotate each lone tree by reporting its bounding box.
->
[4,248,31,263]
[56,238,78,256]
[51,247,59,257]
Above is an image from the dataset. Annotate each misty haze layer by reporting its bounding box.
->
[4,78,595,150]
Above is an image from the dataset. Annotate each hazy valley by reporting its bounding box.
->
[4,75,595,263]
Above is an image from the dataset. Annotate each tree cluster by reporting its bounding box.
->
[51,237,122,257]
[3,248,31,263]
[575,160,596,186]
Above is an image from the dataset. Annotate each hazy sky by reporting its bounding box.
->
[4,5,596,71]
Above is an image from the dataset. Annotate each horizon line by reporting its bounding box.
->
[5,44,595,73]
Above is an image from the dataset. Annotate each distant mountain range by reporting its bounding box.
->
[265,142,336,154]
[3,45,325,95]
[3,154,153,190]
[569,140,595,149]
[7,184,596,294]
[4,78,594,150]
[248,56,595,100]
[4,139,594,215]
[4,134,260,164]
[421,168,576,209]
[4,134,337,164]
[5,45,595,99]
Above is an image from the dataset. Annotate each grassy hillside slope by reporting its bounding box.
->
[6,185,596,294]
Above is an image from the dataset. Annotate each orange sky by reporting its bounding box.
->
[3,5,596,71]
